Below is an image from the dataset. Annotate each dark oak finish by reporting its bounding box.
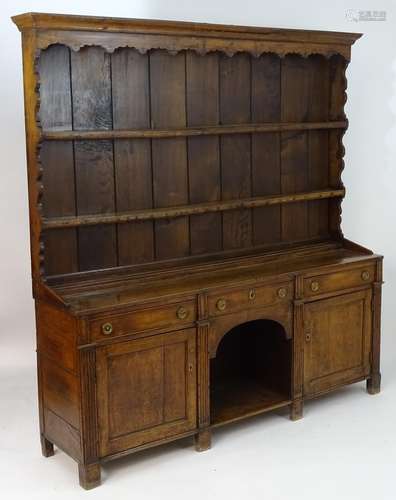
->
[112,48,154,265]
[39,45,78,275]
[13,12,382,490]
[42,120,347,140]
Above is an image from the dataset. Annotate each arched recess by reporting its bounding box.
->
[210,319,292,426]
[210,313,291,359]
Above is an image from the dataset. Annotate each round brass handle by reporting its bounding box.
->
[248,289,256,300]
[278,287,287,299]
[361,270,370,281]
[102,322,113,335]
[176,306,189,320]
[311,281,320,292]
[216,298,227,311]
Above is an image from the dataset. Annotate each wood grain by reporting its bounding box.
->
[96,330,196,456]
[307,55,330,238]
[12,13,362,48]
[39,45,78,275]
[150,50,189,259]
[112,48,154,265]
[42,189,345,229]
[303,290,372,396]
[71,47,117,270]
[186,51,221,254]
[251,53,281,244]
[220,53,252,249]
[42,120,347,140]
[281,55,309,241]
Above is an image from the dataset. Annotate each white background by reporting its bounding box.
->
[1,0,395,498]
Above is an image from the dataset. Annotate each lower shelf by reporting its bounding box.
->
[210,377,291,428]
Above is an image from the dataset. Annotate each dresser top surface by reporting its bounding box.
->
[12,12,362,44]
[50,241,379,315]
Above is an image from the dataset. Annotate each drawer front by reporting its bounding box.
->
[90,301,196,341]
[304,264,375,298]
[208,281,293,317]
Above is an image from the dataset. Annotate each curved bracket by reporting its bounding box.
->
[209,308,292,359]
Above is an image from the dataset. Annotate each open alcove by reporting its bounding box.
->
[210,320,292,426]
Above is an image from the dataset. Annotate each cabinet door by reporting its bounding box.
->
[96,329,197,457]
[303,290,372,397]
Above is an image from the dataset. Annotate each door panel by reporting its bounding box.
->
[303,290,372,397]
[108,346,163,437]
[96,329,197,457]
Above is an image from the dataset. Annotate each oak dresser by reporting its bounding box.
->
[12,12,382,489]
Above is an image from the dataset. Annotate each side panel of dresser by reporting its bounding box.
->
[36,300,81,461]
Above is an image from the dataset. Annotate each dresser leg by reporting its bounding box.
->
[290,399,303,421]
[40,435,54,457]
[195,429,211,452]
[367,373,381,395]
[78,463,101,490]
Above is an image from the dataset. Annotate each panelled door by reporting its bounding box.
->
[303,290,372,397]
[96,328,197,457]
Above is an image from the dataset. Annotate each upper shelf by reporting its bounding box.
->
[41,121,347,141]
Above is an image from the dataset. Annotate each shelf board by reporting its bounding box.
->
[211,377,291,428]
[42,188,345,229]
[41,120,347,141]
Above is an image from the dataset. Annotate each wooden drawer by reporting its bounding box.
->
[208,281,293,317]
[304,264,375,298]
[89,301,196,341]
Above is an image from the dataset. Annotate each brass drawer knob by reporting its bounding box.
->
[216,298,227,311]
[311,281,320,292]
[361,270,370,281]
[102,322,113,335]
[176,306,189,320]
[248,289,256,300]
[278,287,287,299]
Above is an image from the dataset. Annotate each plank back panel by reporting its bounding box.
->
[39,45,78,275]
[186,51,222,254]
[71,47,117,271]
[112,49,154,265]
[251,54,281,245]
[38,45,343,280]
[307,55,330,238]
[220,53,252,249]
[150,50,189,259]
[281,55,309,242]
